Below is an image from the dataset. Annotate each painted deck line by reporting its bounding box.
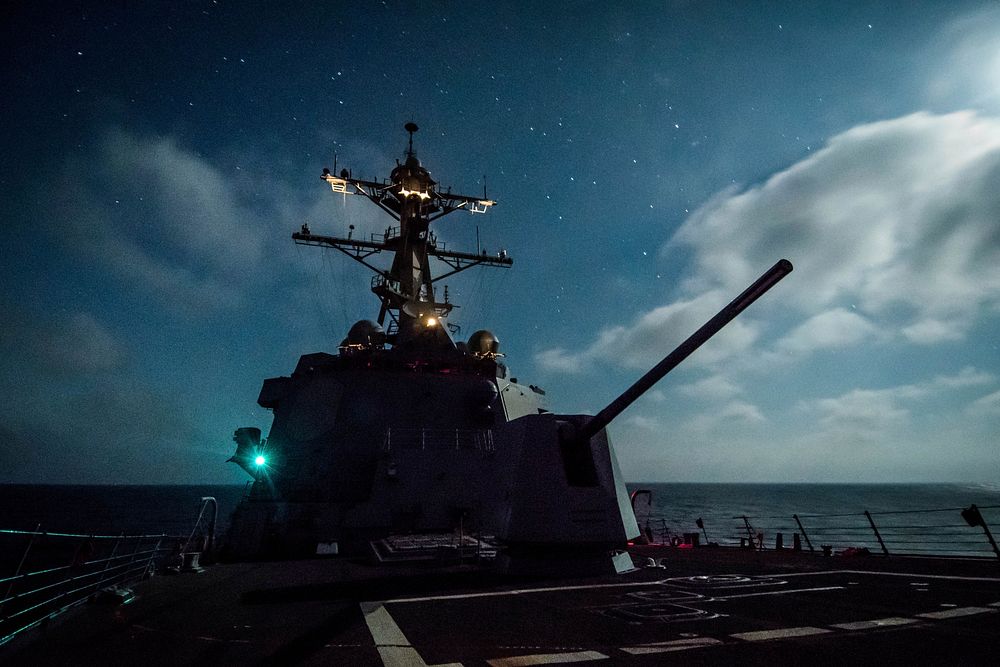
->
[988,600,1000,607]
[621,637,723,654]
[361,601,463,667]
[380,579,668,604]
[916,606,998,620]
[485,650,609,666]
[830,617,917,631]
[731,626,831,642]
[361,602,411,647]
[711,585,844,600]
[822,570,1000,583]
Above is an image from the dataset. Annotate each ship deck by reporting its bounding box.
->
[5,546,1000,666]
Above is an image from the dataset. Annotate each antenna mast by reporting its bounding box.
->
[295,123,511,345]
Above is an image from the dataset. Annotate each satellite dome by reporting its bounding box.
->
[468,330,500,356]
[346,320,384,347]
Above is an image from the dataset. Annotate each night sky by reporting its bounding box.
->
[2,1,998,484]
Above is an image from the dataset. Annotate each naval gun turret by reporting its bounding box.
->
[224,124,792,567]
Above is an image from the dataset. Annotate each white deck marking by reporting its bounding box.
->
[361,602,411,646]
[916,606,997,619]
[381,579,666,604]
[989,601,1000,607]
[711,585,843,600]
[831,617,917,630]
[781,569,1000,583]
[485,651,608,666]
[360,601,462,667]
[622,637,722,654]
[731,626,831,642]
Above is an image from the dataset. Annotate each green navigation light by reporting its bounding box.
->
[254,455,266,467]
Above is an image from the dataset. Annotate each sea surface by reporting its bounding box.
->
[2,483,999,562]
[630,482,1000,557]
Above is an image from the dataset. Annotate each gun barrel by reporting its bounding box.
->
[574,258,793,445]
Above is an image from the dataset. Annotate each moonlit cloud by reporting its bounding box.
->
[672,111,1000,344]
[0,308,209,484]
[36,313,128,374]
[540,109,1000,482]
[775,308,879,355]
[689,400,766,431]
[678,374,742,400]
[536,290,760,371]
[1,309,127,376]
[967,389,1000,416]
[53,129,269,311]
[541,111,1000,373]
[802,366,995,433]
[927,6,1000,110]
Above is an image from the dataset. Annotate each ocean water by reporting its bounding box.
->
[628,483,1000,557]
[0,484,248,537]
[2,483,999,563]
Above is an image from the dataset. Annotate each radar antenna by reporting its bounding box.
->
[297,123,511,344]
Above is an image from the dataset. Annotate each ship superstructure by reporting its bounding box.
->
[225,125,638,560]
[225,125,791,565]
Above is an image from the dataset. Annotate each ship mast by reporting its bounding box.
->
[293,123,512,346]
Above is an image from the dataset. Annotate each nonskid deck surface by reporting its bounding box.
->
[6,548,1000,666]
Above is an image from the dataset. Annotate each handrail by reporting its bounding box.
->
[1,496,217,647]
[644,503,1000,560]
[0,528,171,540]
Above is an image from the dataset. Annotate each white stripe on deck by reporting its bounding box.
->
[486,650,608,666]
[916,606,997,620]
[360,601,462,667]
[731,626,831,642]
[711,585,843,600]
[622,637,722,654]
[381,579,667,604]
[831,617,917,630]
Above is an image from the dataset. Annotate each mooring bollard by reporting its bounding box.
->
[793,533,802,551]
[775,532,784,550]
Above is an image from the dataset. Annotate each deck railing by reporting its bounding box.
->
[0,497,217,647]
[639,503,1000,559]
[0,530,185,646]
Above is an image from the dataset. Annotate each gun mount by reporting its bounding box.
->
[569,259,794,447]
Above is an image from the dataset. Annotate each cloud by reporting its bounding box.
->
[926,7,1000,109]
[35,313,128,374]
[678,374,742,400]
[539,111,1000,375]
[0,383,209,484]
[52,129,271,311]
[802,366,995,433]
[0,309,127,376]
[0,305,222,484]
[775,308,878,355]
[688,400,766,432]
[536,289,759,372]
[813,389,910,431]
[967,389,1000,417]
[671,111,1000,344]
